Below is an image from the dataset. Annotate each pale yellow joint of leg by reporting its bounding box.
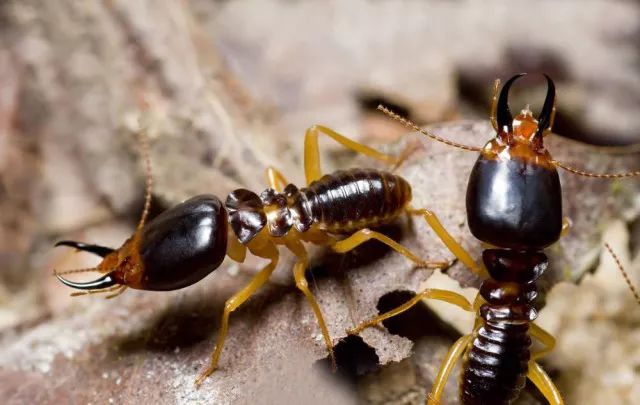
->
[527,361,565,405]
[408,208,487,278]
[304,124,399,184]
[426,334,473,405]
[489,78,500,132]
[347,288,474,336]
[330,228,449,269]
[560,217,572,238]
[265,166,289,192]
[286,239,336,370]
[194,252,279,388]
[226,233,247,263]
[470,294,486,329]
[530,322,556,361]
[472,293,485,311]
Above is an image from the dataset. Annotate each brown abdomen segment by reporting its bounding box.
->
[301,169,411,233]
[461,315,531,405]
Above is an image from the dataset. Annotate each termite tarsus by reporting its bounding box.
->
[348,73,640,405]
[54,124,473,387]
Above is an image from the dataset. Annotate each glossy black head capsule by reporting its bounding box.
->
[466,74,562,250]
[57,194,228,291]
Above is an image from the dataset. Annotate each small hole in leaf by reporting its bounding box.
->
[377,290,461,341]
[315,335,379,382]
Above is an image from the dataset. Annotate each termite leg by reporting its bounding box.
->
[329,228,450,270]
[530,323,556,361]
[347,288,474,336]
[226,234,247,263]
[489,79,501,131]
[426,334,474,405]
[195,246,279,387]
[265,166,289,192]
[560,217,572,238]
[527,361,565,405]
[286,239,336,370]
[407,208,487,278]
[304,124,400,184]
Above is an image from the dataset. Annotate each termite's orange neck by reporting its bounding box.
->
[96,232,145,288]
[483,109,554,168]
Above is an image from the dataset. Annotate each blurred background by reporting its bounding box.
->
[0,1,639,404]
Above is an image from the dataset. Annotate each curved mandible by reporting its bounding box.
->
[496,73,527,133]
[55,240,115,258]
[56,273,118,290]
[536,74,556,137]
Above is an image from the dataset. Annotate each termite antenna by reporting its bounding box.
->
[604,242,640,306]
[551,160,640,179]
[137,126,153,231]
[377,105,482,152]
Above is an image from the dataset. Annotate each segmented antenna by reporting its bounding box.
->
[377,105,482,152]
[604,242,640,306]
[552,160,640,179]
[137,127,153,231]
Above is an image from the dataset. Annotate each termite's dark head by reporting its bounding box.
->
[466,73,562,250]
[56,195,228,292]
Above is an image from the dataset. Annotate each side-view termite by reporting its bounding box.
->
[347,73,640,405]
[53,123,476,387]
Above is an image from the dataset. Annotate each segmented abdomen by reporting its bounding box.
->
[461,313,531,405]
[301,169,411,233]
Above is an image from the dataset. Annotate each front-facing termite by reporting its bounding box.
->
[53,124,474,386]
[347,73,640,405]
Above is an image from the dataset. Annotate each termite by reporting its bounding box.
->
[53,123,475,387]
[347,73,640,404]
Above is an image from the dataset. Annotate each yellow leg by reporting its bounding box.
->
[408,208,487,277]
[527,361,564,405]
[286,239,336,370]
[330,228,450,269]
[530,323,556,361]
[194,249,279,387]
[560,217,572,238]
[226,234,247,263]
[265,166,289,192]
[426,334,474,405]
[489,78,500,131]
[304,124,400,184]
[347,288,474,335]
